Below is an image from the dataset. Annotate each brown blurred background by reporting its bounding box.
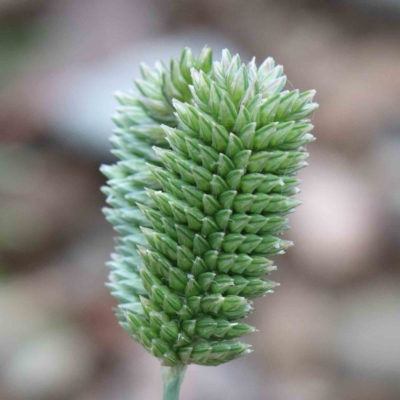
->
[1,1,400,399]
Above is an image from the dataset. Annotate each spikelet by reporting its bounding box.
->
[101,47,318,367]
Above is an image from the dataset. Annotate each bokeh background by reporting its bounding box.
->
[1,0,400,399]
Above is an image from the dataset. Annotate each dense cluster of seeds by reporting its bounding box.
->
[101,47,317,366]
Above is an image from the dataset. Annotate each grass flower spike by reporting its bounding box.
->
[101,47,318,399]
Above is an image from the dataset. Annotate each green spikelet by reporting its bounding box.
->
[102,48,318,372]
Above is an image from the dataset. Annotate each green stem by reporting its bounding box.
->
[162,365,187,400]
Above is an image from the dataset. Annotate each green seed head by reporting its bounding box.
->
[102,47,318,367]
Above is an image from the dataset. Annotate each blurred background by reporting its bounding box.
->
[1,0,400,399]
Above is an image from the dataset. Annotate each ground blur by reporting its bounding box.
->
[1,1,400,399]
